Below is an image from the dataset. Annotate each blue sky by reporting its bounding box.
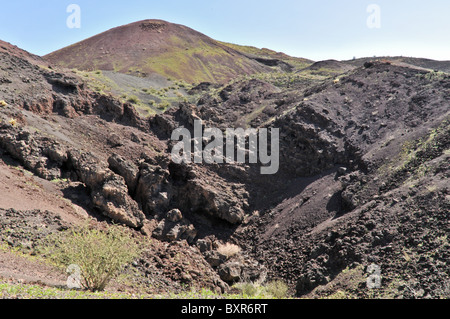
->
[1,0,449,61]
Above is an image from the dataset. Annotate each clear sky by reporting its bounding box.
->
[1,0,449,61]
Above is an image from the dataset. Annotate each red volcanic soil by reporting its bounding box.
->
[44,19,272,83]
[0,40,46,66]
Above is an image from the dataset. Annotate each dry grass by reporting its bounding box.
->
[9,118,17,127]
[217,243,241,259]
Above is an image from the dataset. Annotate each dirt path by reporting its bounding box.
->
[0,250,66,287]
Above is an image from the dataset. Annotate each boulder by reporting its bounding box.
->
[91,176,145,228]
[133,157,175,217]
[152,209,197,243]
[108,154,139,194]
[69,150,145,228]
[218,261,242,283]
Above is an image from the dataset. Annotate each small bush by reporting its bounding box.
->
[8,118,17,127]
[240,282,258,297]
[157,100,170,110]
[40,223,141,292]
[233,280,290,299]
[0,100,7,107]
[265,280,289,299]
[127,95,140,104]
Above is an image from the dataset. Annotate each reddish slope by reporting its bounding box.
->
[44,20,275,84]
[0,40,46,66]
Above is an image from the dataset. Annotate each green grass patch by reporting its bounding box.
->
[232,280,291,299]
[0,281,148,299]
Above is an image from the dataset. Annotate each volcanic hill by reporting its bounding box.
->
[44,19,310,84]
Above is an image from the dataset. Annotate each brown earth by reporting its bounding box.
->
[0,32,449,299]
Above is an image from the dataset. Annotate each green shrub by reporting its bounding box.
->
[265,280,289,299]
[240,282,258,297]
[157,100,170,110]
[40,223,141,292]
[233,279,290,299]
[127,95,140,104]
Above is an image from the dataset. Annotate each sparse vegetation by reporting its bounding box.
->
[0,280,144,299]
[157,100,170,111]
[265,280,289,299]
[50,178,69,184]
[397,120,449,177]
[217,243,241,260]
[232,280,290,299]
[8,118,17,127]
[39,223,141,292]
[127,95,140,104]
